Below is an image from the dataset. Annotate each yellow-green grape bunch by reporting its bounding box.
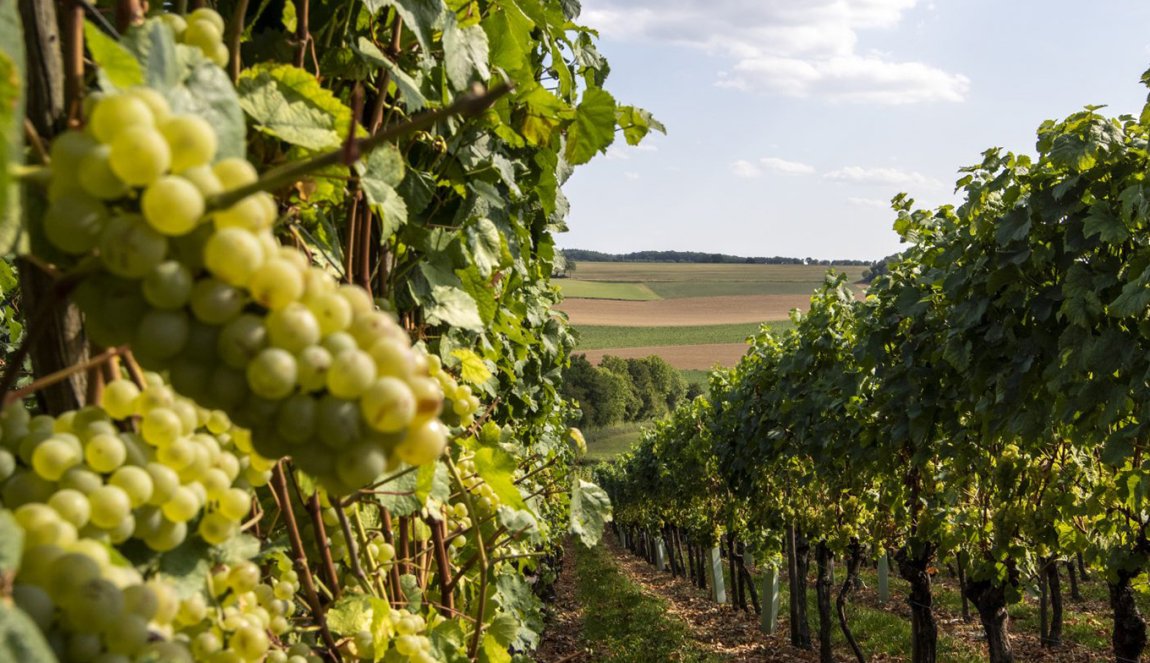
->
[44,89,455,495]
[455,455,501,517]
[0,376,265,552]
[161,8,229,67]
[427,355,481,428]
[8,508,193,661]
[335,607,435,663]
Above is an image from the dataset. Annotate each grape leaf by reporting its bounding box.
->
[237,63,356,151]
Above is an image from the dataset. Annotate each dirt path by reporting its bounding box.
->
[603,538,816,663]
[534,550,585,663]
[556,295,812,326]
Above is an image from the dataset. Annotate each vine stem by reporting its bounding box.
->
[428,516,456,615]
[63,0,85,127]
[4,344,126,406]
[204,83,513,212]
[335,504,373,594]
[227,0,252,82]
[304,489,342,601]
[446,455,489,657]
[292,0,311,70]
[271,463,340,661]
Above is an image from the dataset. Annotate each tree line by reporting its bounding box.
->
[561,354,694,429]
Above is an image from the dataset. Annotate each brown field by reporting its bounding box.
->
[578,343,749,370]
[556,294,811,327]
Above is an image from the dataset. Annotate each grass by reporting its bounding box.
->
[681,369,712,387]
[584,423,646,461]
[573,542,719,663]
[566,262,869,299]
[557,279,661,300]
[574,321,790,350]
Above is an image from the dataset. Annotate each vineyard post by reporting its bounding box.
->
[708,546,726,604]
[655,537,666,572]
[877,553,890,603]
[761,564,780,634]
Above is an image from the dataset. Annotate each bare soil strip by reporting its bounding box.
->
[578,343,749,370]
[602,537,815,663]
[534,550,585,663]
[556,294,813,326]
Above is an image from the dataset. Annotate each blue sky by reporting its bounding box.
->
[560,0,1150,261]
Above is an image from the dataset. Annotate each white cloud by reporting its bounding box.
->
[824,166,941,188]
[731,159,761,178]
[731,156,814,178]
[847,197,890,208]
[624,171,641,180]
[581,0,968,104]
[760,157,816,175]
[605,143,660,160]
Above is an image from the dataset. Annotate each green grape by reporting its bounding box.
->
[89,485,132,529]
[88,95,154,143]
[123,584,159,621]
[183,19,222,53]
[103,613,149,655]
[48,488,92,528]
[98,214,168,278]
[295,345,332,392]
[335,443,386,488]
[201,467,230,498]
[217,487,250,521]
[316,396,360,449]
[143,518,187,552]
[160,116,218,172]
[143,261,195,309]
[135,309,191,359]
[192,631,223,659]
[145,462,180,505]
[189,7,225,32]
[212,158,258,189]
[248,258,304,310]
[213,194,274,232]
[32,436,82,480]
[160,12,187,37]
[78,144,130,200]
[161,486,200,523]
[190,278,246,324]
[60,467,103,494]
[85,432,127,472]
[348,311,401,349]
[246,348,297,399]
[169,223,211,273]
[141,407,183,446]
[124,87,171,124]
[368,337,415,379]
[141,175,205,235]
[228,562,260,593]
[181,164,224,197]
[206,366,250,410]
[266,303,320,353]
[0,448,14,481]
[109,126,171,186]
[208,42,230,67]
[217,314,268,369]
[157,437,195,471]
[408,377,444,426]
[198,512,237,545]
[359,377,416,433]
[339,284,374,315]
[14,585,55,632]
[204,227,265,286]
[320,331,358,356]
[43,192,109,255]
[47,552,103,602]
[48,132,99,198]
[394,421,448,466]
[304,290,353,335]
[109,465,154,506]
[326,349,377,399]
[275,393,316,444]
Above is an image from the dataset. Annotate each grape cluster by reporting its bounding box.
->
[43,89,470,494]
[11,508,193,662]
[161,8,230,67]
[0,376,262,552]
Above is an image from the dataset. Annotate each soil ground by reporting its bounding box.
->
[557,295,811,327]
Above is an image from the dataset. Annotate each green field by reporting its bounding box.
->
[585,423,646,461]
[557,279,661,300]
[574,321,791,350]
[565,262,868,299]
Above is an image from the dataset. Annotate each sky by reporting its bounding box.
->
[559,0,1150,261]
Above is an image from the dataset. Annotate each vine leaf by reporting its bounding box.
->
[0,0,23,255]
[0,602,55,663]
[426,286,484,332]
[326,595,375,635]
[472,446,528,511]
[615,105,666,146]
[565,87,616,165]
[482,2,534,84]
[569,478,612,547]
[358,144,408,238]
[355,38,427,111]
[84,21,144,89]
[0,510,22,574]
[237,63,356,151]
[479,633,512,663]
[443,12,491,90]
[450,348,492,385]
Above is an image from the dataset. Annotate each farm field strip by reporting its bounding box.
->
[558,294,815,326]
[558,279,662,300]
[574,321,789,350]
[567,261,869,284]
[579,343,750,371]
